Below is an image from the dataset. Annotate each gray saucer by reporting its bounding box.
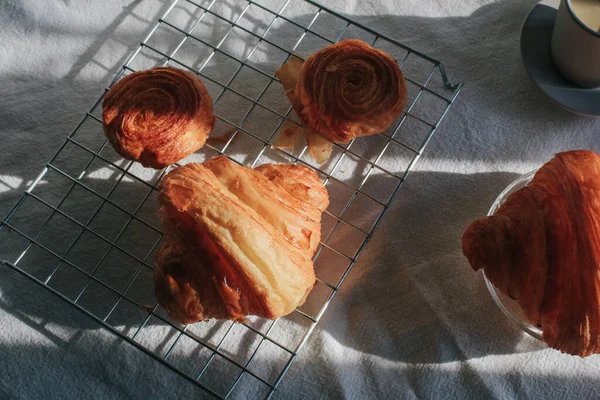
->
[521,0,600,116]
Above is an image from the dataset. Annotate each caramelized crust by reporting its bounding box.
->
[463,150,600,356]
[296,39,407,143]
[102,67,214,169]
[154,156,329,323]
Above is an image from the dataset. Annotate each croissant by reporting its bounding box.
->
[102,67,215,169]
[154,156,329,323]
[463,150,600,357]
[296,39,407,143]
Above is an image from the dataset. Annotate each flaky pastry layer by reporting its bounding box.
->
[296,39,407,143]
[154,156,329,323]
[102,67,214,169]
[463,150,600,357]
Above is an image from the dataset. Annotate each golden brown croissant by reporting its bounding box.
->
[154,156,329,323]
[102,67,215,169]
[296,39,407,143]
[463,150,600,357]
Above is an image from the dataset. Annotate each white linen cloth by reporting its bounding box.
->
[2,0,600,398]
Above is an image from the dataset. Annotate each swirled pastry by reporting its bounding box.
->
[154,156,329,323]
[296,39,407,143]
[102,67,215,169]
[463,150,600,357]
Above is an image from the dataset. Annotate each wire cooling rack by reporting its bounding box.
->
[0,0,462,398]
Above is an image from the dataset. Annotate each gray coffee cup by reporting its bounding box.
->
[551,0,600,88]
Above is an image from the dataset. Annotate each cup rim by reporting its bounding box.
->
[564,0,600,38]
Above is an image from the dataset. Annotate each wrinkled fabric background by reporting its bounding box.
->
[2,0,600,398]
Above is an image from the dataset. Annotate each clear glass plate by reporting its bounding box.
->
[482,169,544,341]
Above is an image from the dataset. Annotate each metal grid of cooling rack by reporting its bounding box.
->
[0,0,462,398]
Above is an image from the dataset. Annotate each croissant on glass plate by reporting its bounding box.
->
[154,156,329,323]
[463,150,600,357]
[102,67,215,169]
[296,39,407,143]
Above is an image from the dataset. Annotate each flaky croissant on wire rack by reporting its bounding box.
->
[102,67,215,169]
[154,156,329,323]
[463,150,600,357]
[297,39,407,143]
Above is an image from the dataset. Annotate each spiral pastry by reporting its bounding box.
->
[296,39,407,143]
[102,67,215,169]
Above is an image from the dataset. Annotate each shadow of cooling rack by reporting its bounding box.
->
[0,0,463,398]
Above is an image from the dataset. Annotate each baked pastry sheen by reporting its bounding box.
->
[154,156,329,323]
[463,150,600,357]
[102,67,214,169]
[296,39,407,143]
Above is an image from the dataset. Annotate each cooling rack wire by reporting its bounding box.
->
[0,0,462,398]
